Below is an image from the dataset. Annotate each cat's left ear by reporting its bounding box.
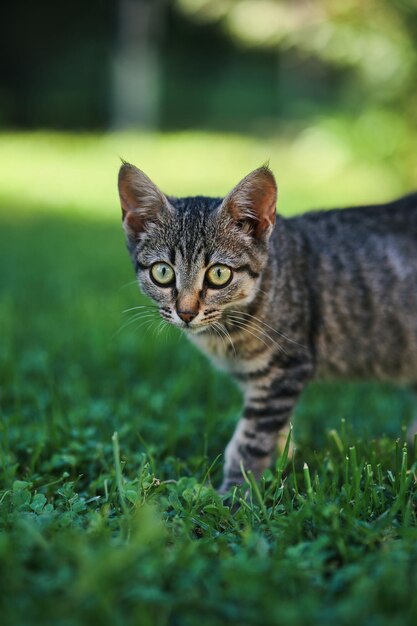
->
[220,166,277,239]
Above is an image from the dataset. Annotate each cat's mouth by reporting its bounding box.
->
[190,327,214,335]
[181,322,212,334]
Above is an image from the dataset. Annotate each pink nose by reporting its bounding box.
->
[177,309,197,323]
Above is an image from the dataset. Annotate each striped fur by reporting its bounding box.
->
[118,163,417,491]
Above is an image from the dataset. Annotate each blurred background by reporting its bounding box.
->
[2,0,417,134]
[1,0,417,479]
[1,0,417,212]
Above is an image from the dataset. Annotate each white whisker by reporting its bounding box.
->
[122,304,158,314]
[228,315,287,354]
[114,310,158,336]
[229,309,305,350]
[118,279,140,291]
[211,322,227,349]
[156,320,166,338]
[215,322,236,357]
[227,317,273,352]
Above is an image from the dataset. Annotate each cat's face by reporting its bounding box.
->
[118,164,277,334]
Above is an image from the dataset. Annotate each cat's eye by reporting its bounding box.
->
[151,262,175,286]
[206,264,232,287]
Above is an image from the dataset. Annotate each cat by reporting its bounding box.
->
[118,162,417,492]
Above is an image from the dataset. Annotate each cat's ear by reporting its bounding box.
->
[118,162,170,238]
[221,166,277,239]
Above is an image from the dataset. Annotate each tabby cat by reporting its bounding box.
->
[118,163,417,492]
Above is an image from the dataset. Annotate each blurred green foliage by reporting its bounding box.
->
[177,0,417,110]
[2,1,416,132]
[0,121,416,224]
[172,0,417,130]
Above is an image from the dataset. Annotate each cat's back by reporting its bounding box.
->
[288,191,417,243]
[283,192,417,382]
[287,192,417,276]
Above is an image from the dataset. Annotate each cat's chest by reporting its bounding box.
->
[189,331,272,377]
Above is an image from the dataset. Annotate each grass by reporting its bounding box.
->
[1,130,417,626]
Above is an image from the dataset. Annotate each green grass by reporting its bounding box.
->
[1,131,417,626]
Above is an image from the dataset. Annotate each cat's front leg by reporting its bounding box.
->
[219,370,309,492]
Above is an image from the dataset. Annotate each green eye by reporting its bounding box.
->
[151,262,175,286]
[206,264,232,287]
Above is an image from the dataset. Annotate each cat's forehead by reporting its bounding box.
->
[142,196,218,251]
[138,195,254,267]
[169,197,219,253]
[169,195,222,213]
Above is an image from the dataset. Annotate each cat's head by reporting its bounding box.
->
[118,163,277,334]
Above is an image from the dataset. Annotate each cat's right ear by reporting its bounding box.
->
[118,162,170,239]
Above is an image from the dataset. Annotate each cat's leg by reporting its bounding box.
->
[219,367,309,492]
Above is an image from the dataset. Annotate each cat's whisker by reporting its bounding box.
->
[228,309,305,350]
[211,322,227,348]
[227,317,273,352]
[254,286,270,298]
[212,321,229,351]
[118,279,140,291]
[122,304,158,314]
[156,319,167,338]
[151,320,163,340]
[145,319,164,340]
[229,308,292,341]
[156,318,173,340]
[207,325,219,343]
[215,321,236,357]
[123,310,157,324]
[228,315,287,354]
[242,310,304,349]
[115,315,151,337]
[127,314,159,331]
[224,326,237,357]
[231,315,288,355]
[161,321,172,343]
[115,310,159,336]
[117,316,158,339]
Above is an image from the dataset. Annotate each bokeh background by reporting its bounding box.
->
[1,0,417,214]
[2,0,417,476]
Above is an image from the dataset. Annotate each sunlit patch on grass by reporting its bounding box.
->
[0,121,415,221]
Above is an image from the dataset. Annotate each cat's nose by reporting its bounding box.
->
[177,309,197,324]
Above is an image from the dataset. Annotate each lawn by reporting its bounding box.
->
[1,130,417,626]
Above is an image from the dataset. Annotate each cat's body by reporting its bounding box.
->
[118,163,417,491]
[290,197,417,382]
